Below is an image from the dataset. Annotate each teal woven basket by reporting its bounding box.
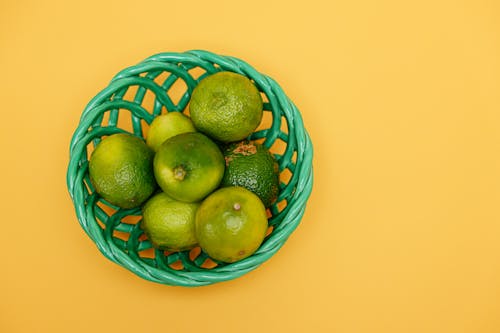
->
[67,50,313,286]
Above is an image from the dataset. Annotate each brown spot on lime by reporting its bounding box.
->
[238,250,246,256]
[233,142,257,156]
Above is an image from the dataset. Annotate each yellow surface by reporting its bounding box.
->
[1,0,500,332]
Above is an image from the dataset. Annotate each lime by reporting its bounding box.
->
[222,140,280,207]
[154,132,225,203]
[141,192,199,251]
[146,112,196,152]
[189,71,263,143]
[88,133,155,209]
[195,186,268,263]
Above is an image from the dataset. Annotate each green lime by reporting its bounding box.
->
[189,71,263,143]
[154,132,225,203]
[141,192,199,251]
[195,186,268,263]
[222,140,280,207]
[89,133,155,209]
[146,112,196,152]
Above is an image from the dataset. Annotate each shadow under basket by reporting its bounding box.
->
[66,50,313,287]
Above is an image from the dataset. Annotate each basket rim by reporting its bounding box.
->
[67,49,314,286]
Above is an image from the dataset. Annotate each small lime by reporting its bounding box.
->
[141,192,199,251]
[222,140,280,207]
[146,112,196,152]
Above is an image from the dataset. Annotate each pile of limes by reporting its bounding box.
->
[89,72,280,263]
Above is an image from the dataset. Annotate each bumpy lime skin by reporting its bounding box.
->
[89,133,156,209]
[222,140,280,207]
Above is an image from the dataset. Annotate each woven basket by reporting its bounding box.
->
[67,50,313,286]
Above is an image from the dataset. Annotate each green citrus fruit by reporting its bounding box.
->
[88,133,155,209]
[195,186,268,263]
[222,140,280,207]
[146,112,196,152]
[141,192,199,251]
[153,132,225,203]
[189,71,263,143]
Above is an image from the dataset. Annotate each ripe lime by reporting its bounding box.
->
[222,140,280,207]
[88,133,155,209]
[146,112,196,152]
[195,186,268,263]
[189,71,263,143]
[141,192,199,251]
[153,132,225,203]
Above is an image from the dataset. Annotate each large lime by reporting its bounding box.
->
[153,132,225,203]
[195,186,268,263]
[189,71,263,143]
[88,133,155,209]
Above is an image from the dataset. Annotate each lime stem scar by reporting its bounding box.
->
[233,203,241,211]
[173,166,186,181]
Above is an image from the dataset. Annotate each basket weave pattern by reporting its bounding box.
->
[67,50,313,286]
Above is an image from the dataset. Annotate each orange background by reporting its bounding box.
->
[2,0,500,332]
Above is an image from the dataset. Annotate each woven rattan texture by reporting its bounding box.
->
[67,50,313,286]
